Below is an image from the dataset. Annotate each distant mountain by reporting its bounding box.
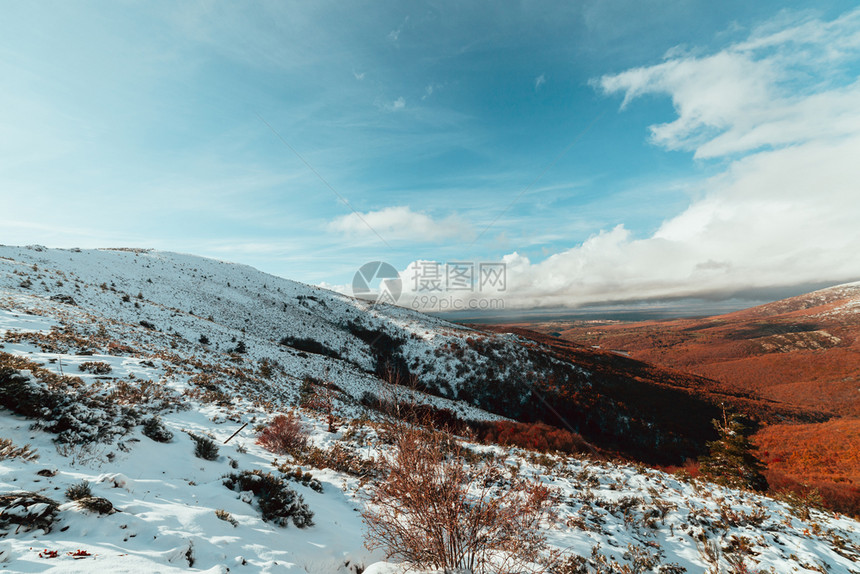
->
[543,281,860,417]
[513,282,860,515]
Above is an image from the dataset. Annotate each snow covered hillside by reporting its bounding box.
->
[1,245,859,573]
[0,245,771,465]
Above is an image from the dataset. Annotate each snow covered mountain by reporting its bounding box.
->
[1,245,859,573]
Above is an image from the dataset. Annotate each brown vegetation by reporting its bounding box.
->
[256,413,308,456]
[494,283,860,515]
[362,425,554,573]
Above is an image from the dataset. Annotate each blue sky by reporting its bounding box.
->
[2,1,860,309]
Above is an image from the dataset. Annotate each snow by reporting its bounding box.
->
[0,246,858,573]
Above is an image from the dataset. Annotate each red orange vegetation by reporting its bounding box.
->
[755,418,860,516]
[493,282,860,515]
[256,413,308,455]
[474,421,594,455]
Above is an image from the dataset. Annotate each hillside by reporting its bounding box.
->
[536,282,860,417]
[511,283,860,516]
[1,245,859,572]
[0,244,813,466]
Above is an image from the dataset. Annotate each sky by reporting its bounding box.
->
[2,1,860,312]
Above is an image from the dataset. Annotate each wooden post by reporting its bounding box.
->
[224,422,248,444]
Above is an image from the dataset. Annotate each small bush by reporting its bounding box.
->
[223,470,313,528]
[776,487,826,520]
[279,336,340,359]
[65,480,92,501]
[362,426,552,573]
[78,496,114,514]
[0,438,38,461]
[78,361,113,375]
[199,334,210,345]
[0,354,139,445]
[282,466,324,493]
[256,413,308,456]
[188,432,219,461]
[215,508,238,527]
[291,442,378,479]
[142,417,173,443]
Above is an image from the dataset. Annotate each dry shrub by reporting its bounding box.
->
[78,496,114,514]
[362,426,553,573]
[0,492,60,533]
[476,420,593,455]
[256,413,308,456]
[65,480,92,500]
[0,438,38,461]
[289,442,378,479]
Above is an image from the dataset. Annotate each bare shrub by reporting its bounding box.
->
[0,492,60,533]
[256,413,308,456]
[362,426,553,573]
[78,496,114,514]
[0,438,38,461]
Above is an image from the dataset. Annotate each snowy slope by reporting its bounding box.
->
[1,245,859,573]
[0,245,756,464]
[0,245,581,410]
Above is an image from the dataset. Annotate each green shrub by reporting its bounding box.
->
[282,467,324,493]
[65,480,92,500]
[142,416,173,443]
[223,470,313,528]
[188,432,219,461]
[0,354,139,445]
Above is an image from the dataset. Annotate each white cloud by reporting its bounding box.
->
[596,8,860,159]
[378,96,406,111]
[491,135,860,308]
[535,74,546,90]
[329,206,472,242]
[469,8,860,309]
